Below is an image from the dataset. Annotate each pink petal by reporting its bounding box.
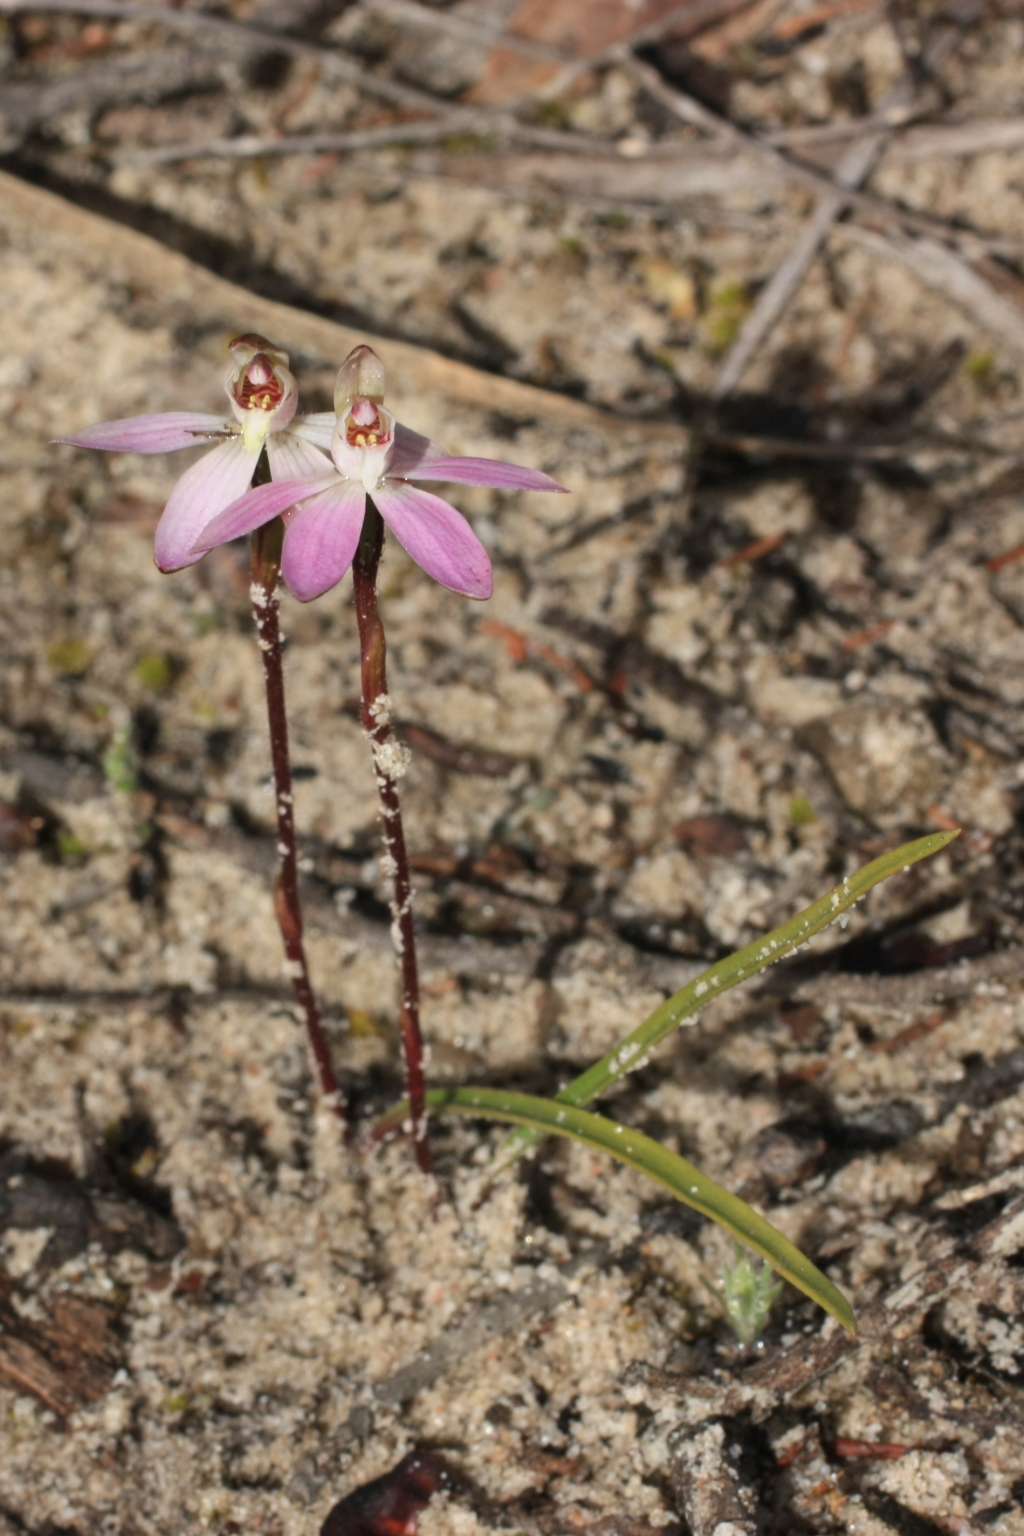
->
[191,476,331,555]
[389,422,566,492]
[373,482,493,599]
[405,455,566,491]
[385,423,452,478]
[290,412,336,452]
[58,412,228,454]
[281,481,367,602]
[154,437,262,571]
[267,431,333,481]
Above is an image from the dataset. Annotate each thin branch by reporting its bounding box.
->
[767,107,1024,157]
[0,46,223,147]
[115,114,628,167]
[702,431,920,461]
[393,152,770,225]
[712,79,909,398]
[0,0,502,122]
[764,102,932,149]
[118,116,487,168]
[712,148,888,398]
[620,51,1024,255]
[839,224,1024,361]
[888,115,1024,162]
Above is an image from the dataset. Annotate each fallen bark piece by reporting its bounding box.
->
[0,1270,121,1419]
[669,1419,758,1536]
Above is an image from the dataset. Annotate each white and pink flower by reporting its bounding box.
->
[193,345,566,601]
[59,334,334,575]
[60,340,566,601]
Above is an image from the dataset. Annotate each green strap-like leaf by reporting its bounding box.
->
[498,831,958,1164]
[415,1085,857,1333]
[373,834,955,1335]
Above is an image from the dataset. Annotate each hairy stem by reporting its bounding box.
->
[251,512,345,1124]
[351,502,433,1177]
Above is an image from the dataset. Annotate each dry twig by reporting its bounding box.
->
[707,16,966,397]
[16,0,1022,286]
[889,115,1024,161]
[0,46,223,148]
[840,224,1024,360]
[712,111,896,398]
[0,0,508,121]
[619,50,1024,258]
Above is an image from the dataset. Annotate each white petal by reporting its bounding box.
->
[267,431,334,481]
[290,412,336,451]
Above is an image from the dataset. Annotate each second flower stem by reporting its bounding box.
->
[351,503,433,1178]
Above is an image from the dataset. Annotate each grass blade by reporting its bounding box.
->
[416,1085,857,1333]
[498,830,958,1164]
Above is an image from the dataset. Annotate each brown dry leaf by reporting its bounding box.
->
[0,1273,121,1419]
[690,0,881,60]
[687,0,787,60]
[468,0,714,103]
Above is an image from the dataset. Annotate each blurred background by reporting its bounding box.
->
[4,0,1021,421]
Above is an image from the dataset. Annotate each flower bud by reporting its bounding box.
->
[334,345,387,414]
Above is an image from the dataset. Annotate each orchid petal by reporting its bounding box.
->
[404,455,566,491]
[154,437,262,571]
[267,431,334,481]
[192,477,332,554]
[290,412,336,451]
[59,413,229,455]
[386,423,449,477]
[281,481,367,603]
[373,482,493,599]
[388,423,566,491]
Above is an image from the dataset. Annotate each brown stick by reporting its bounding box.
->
[250,515,345,1124]
[350,503,433,1178]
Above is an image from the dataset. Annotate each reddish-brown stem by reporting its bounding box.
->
[251,514,346,1125]
[351,502,433,1178]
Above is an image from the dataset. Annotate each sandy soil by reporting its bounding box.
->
[3,4,1024,1531]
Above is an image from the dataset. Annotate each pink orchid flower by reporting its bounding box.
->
[191,345,567,602]
[58,334,333,573]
